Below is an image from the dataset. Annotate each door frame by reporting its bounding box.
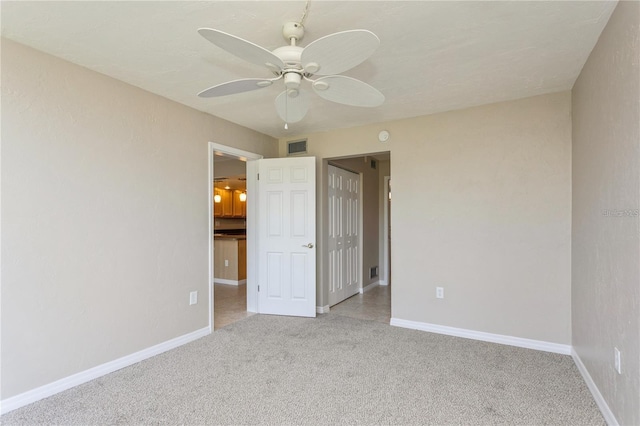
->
[382,175,391,286]
[208,142,263,330]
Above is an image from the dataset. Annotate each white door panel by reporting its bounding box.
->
[328,165,360,307]
[258,157,316,317]
[344,171,359,298]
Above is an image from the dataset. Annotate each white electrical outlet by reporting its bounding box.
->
[614,347,621,374]
[189,291,198,305]
[224,259,229,267]
[436,287,444,299]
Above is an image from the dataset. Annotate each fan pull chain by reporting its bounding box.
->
[284,82,289,130]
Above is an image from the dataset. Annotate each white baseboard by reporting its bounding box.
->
[214,278,246,286]
[359,280,380,294]
[390,318,571,355]
[0,326,211,415]
[316,305,330,314]
[571,348,618,425]
[378,280,388,286]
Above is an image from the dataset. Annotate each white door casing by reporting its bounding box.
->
[257,157,316,317]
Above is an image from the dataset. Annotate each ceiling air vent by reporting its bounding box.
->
[287,139,307,156]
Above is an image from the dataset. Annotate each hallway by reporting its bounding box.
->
[214,284,391,330]
[328,285,391,324]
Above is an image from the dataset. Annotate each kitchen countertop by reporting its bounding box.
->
[214,233,246,240]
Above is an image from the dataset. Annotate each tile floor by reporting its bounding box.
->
[329,285,391,324]
[214,283,254,330]
[214,283,391,330]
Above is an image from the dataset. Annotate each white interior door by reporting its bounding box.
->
[257,157,316,317]
[328,165,360,307]
[328,166,344,306]
[344,169,359,298]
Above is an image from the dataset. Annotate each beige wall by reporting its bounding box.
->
[571,1,640,424]
[281,91,572,343]
[1,39,277,399]
[213,158,246,178]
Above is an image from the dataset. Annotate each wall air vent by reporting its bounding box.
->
[370,266,379,279]
[287,139,307,156]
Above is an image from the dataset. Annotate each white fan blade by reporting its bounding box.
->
[275,90,310,123]
[312,75,384,107]
[198,78,273,98]
[198,28,285,70]
[301,30,379,75]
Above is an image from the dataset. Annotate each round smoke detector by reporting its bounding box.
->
[378,130,390,143]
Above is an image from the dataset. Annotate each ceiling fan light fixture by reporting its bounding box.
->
[276,89,309,123]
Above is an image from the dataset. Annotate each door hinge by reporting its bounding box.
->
[257,173,260,181]
[258,285,260,292]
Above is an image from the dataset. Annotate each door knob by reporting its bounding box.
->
[302,243,314,248]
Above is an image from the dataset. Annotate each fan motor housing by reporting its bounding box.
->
[272,45,303,69]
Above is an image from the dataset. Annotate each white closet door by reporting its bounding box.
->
[328,165,360,307]
[328,166,343,306]
[343,171,359,299]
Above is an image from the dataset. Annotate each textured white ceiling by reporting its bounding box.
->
[1,1,617,138]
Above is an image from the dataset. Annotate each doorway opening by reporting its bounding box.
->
[324,152,391,324]
[208,143,262,331]
[213,155,251,330]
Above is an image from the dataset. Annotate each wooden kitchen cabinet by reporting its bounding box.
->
[213,188,224,217]
[214,188,246,218]
[221,190,233,217]
[232,190,246,217]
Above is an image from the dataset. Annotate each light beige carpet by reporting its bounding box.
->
[1,314,604,425]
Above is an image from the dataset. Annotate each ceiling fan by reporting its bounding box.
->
[197,20,384,128]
